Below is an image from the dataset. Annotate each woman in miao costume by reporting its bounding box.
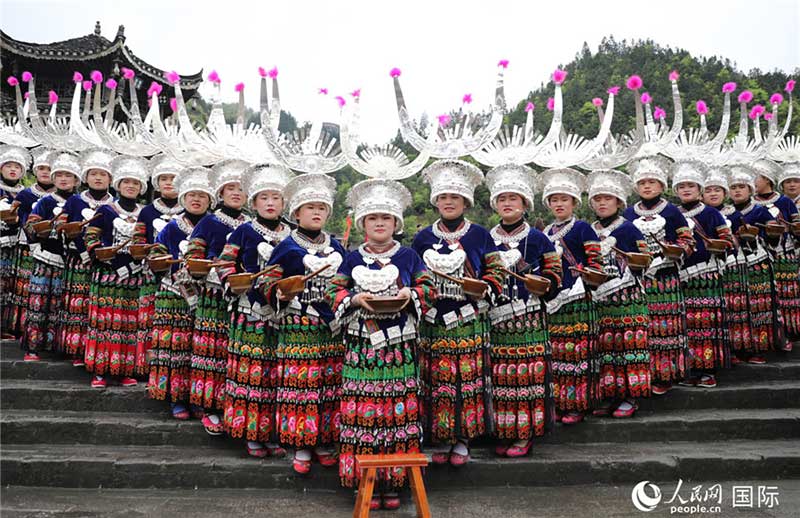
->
[752,157,800,352]
[185,159,250,434]
[539,168,601,425]
[778,163,800,213]
[20,152,79,360]
[484,165,560,455]
[671,161,733,388]
[327,178,436,510]
[9,147,54,339]
[257,173,345,475]
[702,166,753,366]
[83,155,148,388]
[131,155,185,377]
[217,163,293,458]
[146,166,213,420]
[623,156,694,395]
[411,159,506,465]
[725,164,782,364]
[60,148,115,367]
[0,145,31,338]
[586,169,651,418]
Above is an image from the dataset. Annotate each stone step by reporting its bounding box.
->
[2,408,797,448]
[2,440,798,489]
[4,378,799,415]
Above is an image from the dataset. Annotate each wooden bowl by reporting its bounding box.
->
[659,242,684,260]
[276,275,305,299]
[624,252,652,270]
[95,246,119,262]
[523,274,551,297]
[576,267,609,287]
[738,225,759,242]
[763,222,786,238]
[0,209,18,224]
[32,220,53,238]
[148,255,178,273]
[462,278,489,299]
[367,295,411,314]
[57,221,84,239]
[129,244,153,261]
[705,238,729,255]
[228,272,257,295]
[186,258,214,277]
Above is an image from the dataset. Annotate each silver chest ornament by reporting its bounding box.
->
[352,264,399,296]
[301,248,342,303]
[767,204,781,218]
[633,214,666,255]
[113,216,136,246]
[497,248,522,269]
[599,235,620,277]
[257,241,275,269]
[423,245,466,300]
[81,208,95,221]
[178,239,189,257]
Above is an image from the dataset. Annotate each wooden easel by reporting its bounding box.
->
[353,453,431,518]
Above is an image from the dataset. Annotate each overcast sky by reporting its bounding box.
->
[2,0,798,143]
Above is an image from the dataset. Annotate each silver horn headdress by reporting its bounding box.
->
[391,61,507,158]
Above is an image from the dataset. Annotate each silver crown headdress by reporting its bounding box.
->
[346,178,413,233]
[628,155,673,188]
[391,62,507,159]
[50,151,82,180]
[80,147,117,183]
[110,155,149,195]
[0,144,32,170]
[210,159,249,196]
[727,163,756,192]
[779,162,800,187]
[284,173,338,219]
[585,169,633,206]
[539,167,586,205]
[670,159,708,188]
[422,159,484,207]
[751,157,782,186]
[484,164,537,210]
[31,147,55,170]
[242,162,295,206]
[704,165,730,192]
[176,166,216,207]
[149,154,185,184]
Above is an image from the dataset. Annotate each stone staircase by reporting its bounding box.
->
[2,341,799,489]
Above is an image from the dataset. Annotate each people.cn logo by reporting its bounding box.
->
[632,481,663,512]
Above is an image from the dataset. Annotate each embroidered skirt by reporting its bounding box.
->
[595,284,651,400]
[147,287,195,404]
[418,315,489,445]
[745,258,781,353]
[684,268,729,371]
[21,258,64,353]
[275,313,343,449]
[59,253,93,357]
[135,269,157,376]
[338,331,420,489]
[722,257,752,354]
[8,245,33,335]
[190,284,230,411]
[223,310,280,444]
[548,297,597,413]
[643,268,688,383]
[0,243,17,329]
[774,253,800,339]
[490,307,554,441]
[84,266,141,377]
